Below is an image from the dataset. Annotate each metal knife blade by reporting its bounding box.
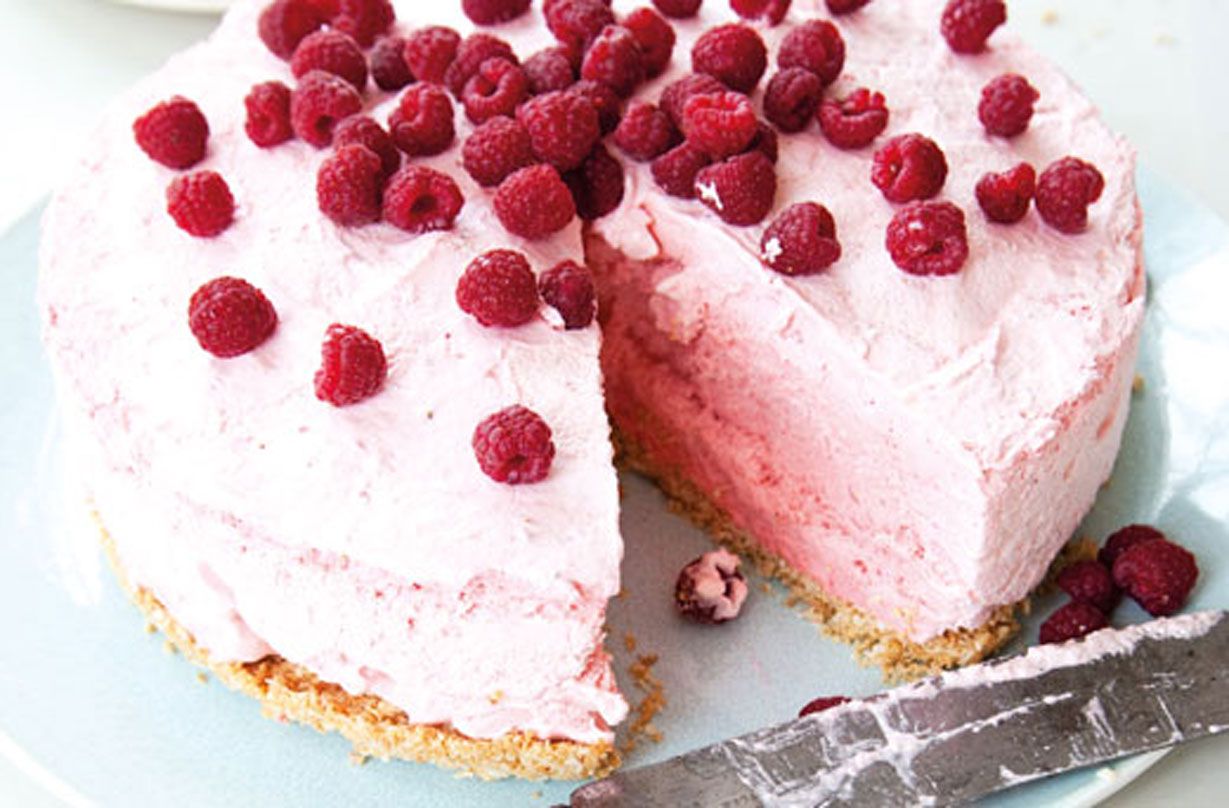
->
[571,611,1229,807]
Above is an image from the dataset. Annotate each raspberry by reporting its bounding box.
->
[979,73,1039,138]
[388,83,456,156]
[462,58,529,125]
[369,35,414,91]
[472,405,556,485]
[692,23,767,94]
[331,0,395,48]
[243,82,293,148]
[258,0,326,60]
[651,141,711,198]
[1112,538,1199,617]
[382,165,465,234]
[291,30,368,91]
[798,696,851,718]
[694,151,776,226]
[539,260,596,329]
[166,171,235,238]
[777,20,845,87]
[682,91,757,159]
[564,144,625,220]
[624,7,676,78]
[660,72,727,128]
[826,0,871,13]
[517,90,601,171]
[818,88,888,149]
[1039,601,1108,645]
[730,0,791,26]
[885,201,968,276]
[760,202,841,276]
[545,0,616,51]
[581,25,646,98]
[133,96,209,169]
[568,80,622,134]
[1035,156,1105,234]
[941,0,1007,54]
[675,549,749,624]
[462,117,537,187]
[524,47,576,95]
[317,144,383,226]
[494,164,577,238]
[334,115,400,180]
[763,68,823,133]
[462,0,531,25]
[457,249,540,327]
[403,26,461,85]
[1057,560,1121,614]
[871,133,948,203]
[651,0,701,19]
[747,121,778,163]
[975,162,1035,224]
[613,102,679,161]
[188,277,277,358]
[290,70,363,147]
[1099,524,1166,569]
[444,33,517,98]
[314,324,387,406]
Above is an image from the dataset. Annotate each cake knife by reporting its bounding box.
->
[570,611,1229,807]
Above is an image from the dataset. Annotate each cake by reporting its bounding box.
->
[37,0,1143,782]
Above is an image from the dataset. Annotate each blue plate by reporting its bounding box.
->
[1,171,1227,806]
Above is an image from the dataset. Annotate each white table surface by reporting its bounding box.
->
[1,1,1226,805]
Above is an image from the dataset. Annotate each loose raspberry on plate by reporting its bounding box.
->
[317,144,384,226]
[133,96,209,169]
[692,23,767,94]
[682,91,757,159]
[871,133,948,203]
[694,150,777,226]
[462,57,529,124]
[244,82,294,148]
[652,0,701,19]
[826,0,871,13]
[675,549,749,624]
[730,0,791,26]
[798,696,851,717]
[462,116,537,187]
[568,79,622,134]
[462,0,531,25]
[382,165,465,233]
[494,164,577,238]
[291,30,368,91]
[1099,524,1166,569]
[614,102,679,161]
[763,68,823,133]
[581,25,646,97]
[258,0,327,60]
[651,141,712,198]
[334,115,400,180]
[388,83,456,156]
[545,0,616,51]
[623,7,675,78]
[817,88,888,149]
[457,249,541,327]
[331,0,395,47]
[1112,537,1199,617]
[778,20,845,87]
[472,405,556,485]
[403,26,461,85]
[1035,156,1104,234]
[188,277,278,359]
[517,90,601,171]
[760,202,841,276]
[1057,560,1121,614]
[941,0,1006,54]
[166,171,235,238]
[290,70,363,147]
[1039,601,1108,645]
[539,260,597,329]
[979,73,1039,138]
[524,47,576,95]
[885,201,969,276]
[747,121,778,163]
[975,162,1035,224]
[444,33,518,97]
[369,35,414,91]
[660,72,727,128]
[314,323,387,407]
[564,144,625,220]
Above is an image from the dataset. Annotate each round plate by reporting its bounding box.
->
[106,0,230,13]
[1,171,1227,806]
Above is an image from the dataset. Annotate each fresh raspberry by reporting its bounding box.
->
[188,277,277,358]
[651,141,712,198]
[660,72,727,128]
[730,0,791,26]
[651,0,701,19]
[290,70,363,147]
[545,0,616,51]
[462,117,537,187]
[388,83,456,156]
[1035,157,1105,234]
[568,79,622,134]
[1099,524,1166,569]
[826,0,871,13]
[369,35,414,91]
[613,102,679,161]
[462,0,531,26]
[763,68,823,133]
[871,133,948,203]
[314,324,387,406]
[472,405,556,485]
[682,91,757,159]
[258,0,327,60]
[747,121,778,163]
[133,96,209,169]
[975,162,1035,224]
[760,202,841,276]
[1057,560,1121,614]
[1112,538,1199,617]
[885,201,968,276]
[494,164,577,238]
[457,249,540,327]
[798,696,851,718]
[523,47,576,95]
[331,0,395,48]
[777,20,845,86]
[564,144,625,220]
[675,549,749,624]
[382,165,465,233]
[334,115,400,180]
[403,26,461,85]
[291,30,368,91]
[539,260,596,329]
[517,90,601,171]
[694,151,776,226]
[624,7,676,78]
[581,25,646,98]
[941,0,1007,54]
[244,82,294,148]
[166,171,235,238]
[691,23,767,94]
[462,58,529,124]
[1039,601,1108,645]
[316,144,383,226]
[444,33,518,98]
[818,88,888,149]
[979,73,1039,138]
